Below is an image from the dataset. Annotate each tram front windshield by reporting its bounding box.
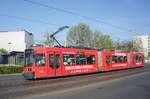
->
[25,49,34,66]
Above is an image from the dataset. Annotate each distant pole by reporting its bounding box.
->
[64,37,67,47]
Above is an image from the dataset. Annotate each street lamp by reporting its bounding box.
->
[8,42,11,53]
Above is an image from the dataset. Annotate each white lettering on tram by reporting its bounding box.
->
[65,65,94,70]
[112,64,127,67]
[113,53,126,56]
[70,69,89,73]
[136,63,142,65]
[62,52,75,54]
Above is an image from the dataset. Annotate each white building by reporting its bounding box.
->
[0,30,33,52]
[133,35,150,57]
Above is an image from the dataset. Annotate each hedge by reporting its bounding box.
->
[0,65,23,74]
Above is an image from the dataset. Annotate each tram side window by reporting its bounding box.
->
[106,56,110,65]
[76,54,86,65]
[118,56,123,63]
[133,56,135,63]
[142,56,144,63]
[139,56,143,62]
[63,54,75,65]
[36,54,45,66]
[112,56,117,63]
[87,55,95,64]
[123,56,127,62]
[56,54,60,67]
[136,56,139,62]
[49,54,54,68]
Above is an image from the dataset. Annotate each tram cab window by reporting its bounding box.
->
[36,54,45,66]
[63,54,75,65]
[25,50,34,66]
[112,56,117,63]
[118,56,123,63]
[76,54,86,65]
[87,55,95,64]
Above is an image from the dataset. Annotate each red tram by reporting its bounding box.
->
[23,47,144,79]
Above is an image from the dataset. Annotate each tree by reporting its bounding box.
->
[43,32,54,47]
[67,23,93,47]
[93,31,113,49]
[0,48,8,55]
[113,40,133,52]
[148,52,150,57]
[67,23,113,49]
[133,37,143,52]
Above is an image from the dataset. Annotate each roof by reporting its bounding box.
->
[0,30,33,35]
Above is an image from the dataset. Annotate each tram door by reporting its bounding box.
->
[102,51,112,71]
[48,52,62,76]
[132,55,136,66]
[105,52,112,71]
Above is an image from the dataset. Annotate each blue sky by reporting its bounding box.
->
[0,0,150,44]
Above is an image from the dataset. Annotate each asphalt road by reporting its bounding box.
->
[0,64,150,99]
[25,70,150,99]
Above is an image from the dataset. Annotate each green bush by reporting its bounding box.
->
[0,48,8,55]
[0,65,23,74]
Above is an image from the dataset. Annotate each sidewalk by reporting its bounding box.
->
[0,73,21,77]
